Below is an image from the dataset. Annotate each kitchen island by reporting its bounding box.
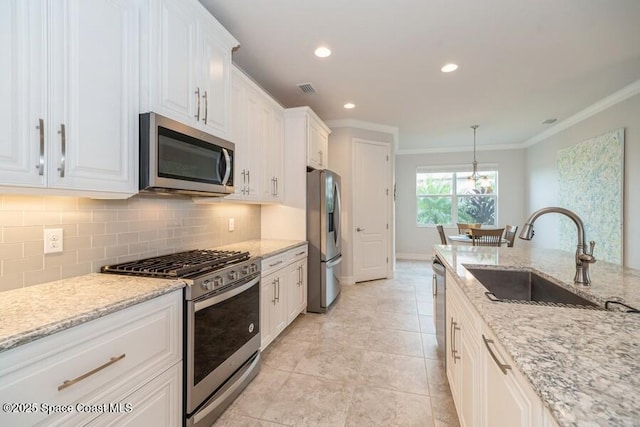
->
[434,245,640,426]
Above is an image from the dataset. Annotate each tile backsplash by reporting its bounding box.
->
[0,194,260,292]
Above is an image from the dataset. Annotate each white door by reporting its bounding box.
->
[200,26,231,137]
[353,139,390,282]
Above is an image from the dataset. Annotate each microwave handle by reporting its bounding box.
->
[221,148,231,185]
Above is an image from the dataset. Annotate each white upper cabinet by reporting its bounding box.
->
[222,65,284,204]
[283,107,331,171]
[144,0,238,139]
[0,0,140,197]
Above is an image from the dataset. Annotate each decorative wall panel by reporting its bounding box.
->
[557,128,624,264]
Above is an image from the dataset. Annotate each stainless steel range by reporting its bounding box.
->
[102,249,261,427]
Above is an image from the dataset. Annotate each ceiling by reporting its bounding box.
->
[200,0,640,152]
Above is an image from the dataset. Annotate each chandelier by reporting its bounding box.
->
[468,125,489,187]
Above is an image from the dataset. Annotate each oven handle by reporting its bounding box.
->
[194,275,259,312]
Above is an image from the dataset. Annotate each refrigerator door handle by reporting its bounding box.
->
[326,255,343,269]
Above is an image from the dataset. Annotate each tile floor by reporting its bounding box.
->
[214,260,461,427]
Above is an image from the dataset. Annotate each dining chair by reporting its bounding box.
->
[470,228,505,247]
[436,225,448,244]
[457,222,481,234]
[504,224,518,247]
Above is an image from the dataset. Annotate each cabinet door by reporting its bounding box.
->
[244,86,266,199]
[459,327,481,427]
[0,0,46,187]
[269,107,285,202]
[261,271,286,349]
[87,363,182,427]
[317,126,329,169]
[286,260,305,323]
[482,328,542,427]
[48,0,139,193]
[307,117,322,169]
[152,0,198,121]
[200,23,231,138]
[228,68,249,198]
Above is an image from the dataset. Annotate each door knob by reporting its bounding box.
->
[356,227,365,232]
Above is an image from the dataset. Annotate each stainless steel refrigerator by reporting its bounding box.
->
[307,169,342,313]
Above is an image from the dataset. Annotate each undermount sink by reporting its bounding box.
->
[466,267,599,308]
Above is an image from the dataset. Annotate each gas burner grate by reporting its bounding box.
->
[101,249,250,278]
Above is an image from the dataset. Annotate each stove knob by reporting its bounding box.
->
[228,270,238,281]
[201,279,213,291]
[251,263,258,273]
[213,276,224,287]
[242,265,250,275]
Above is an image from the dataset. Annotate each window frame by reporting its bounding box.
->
[415,164,499,228]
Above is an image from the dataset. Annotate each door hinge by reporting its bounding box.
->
[386,223,389,230]
[386,257,389,264]
[386,188,389,195]
[386,155,389,161]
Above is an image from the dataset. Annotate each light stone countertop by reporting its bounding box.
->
[0,273,185,353]
[433,245,640,427]
[214,239,307,259]
[0,239,305,354]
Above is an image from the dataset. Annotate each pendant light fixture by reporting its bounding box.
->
[468,125,489,187]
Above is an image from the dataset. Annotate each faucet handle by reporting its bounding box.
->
[588,240,596,256]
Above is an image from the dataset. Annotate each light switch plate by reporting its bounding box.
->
[228,218,235,232]
[44,228,63,254]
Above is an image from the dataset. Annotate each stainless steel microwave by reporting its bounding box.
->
[139,113,234,197]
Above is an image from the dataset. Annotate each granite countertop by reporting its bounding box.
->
[433,245,640,427]
[0,239,306,355]
[214,239,307,259]
[0,274,185,353]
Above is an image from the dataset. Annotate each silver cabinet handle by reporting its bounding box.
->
[269,260,283,268]
[275,278,280,302]
[246,170,250,193]
[194,87,201,121]
[295,251,306,256]
[450,318,460,362]
[57,124,66,177]
[241,170,246,195]
[482,334,511,375]
[36,118,44,175]
[272,279,277,304]
[319,150,323,166]
[203,90,208,124]
[58,353,126,391]
[432,273,437,296]
[275,177,278,196]
[356,227,365,232]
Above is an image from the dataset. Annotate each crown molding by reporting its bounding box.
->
[396,142,525,155]
[522,78,640,147]
[324,118,400,152]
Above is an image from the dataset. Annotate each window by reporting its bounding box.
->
[416,167,497,226]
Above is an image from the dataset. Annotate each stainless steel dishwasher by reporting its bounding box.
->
[432,255,446,363]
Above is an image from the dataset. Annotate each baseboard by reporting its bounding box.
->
[340,275,356,285]
[396,253,432,261]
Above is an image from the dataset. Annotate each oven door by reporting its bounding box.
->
[186,274,260,415]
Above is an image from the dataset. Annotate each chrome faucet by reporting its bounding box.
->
[519,207,596,286]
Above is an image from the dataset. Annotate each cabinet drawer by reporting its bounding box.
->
[261,252,289,276]
[0,292,182,427]
[287,244,308,263]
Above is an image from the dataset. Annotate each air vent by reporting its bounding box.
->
[542,118,557,125]
[297,83,317,94]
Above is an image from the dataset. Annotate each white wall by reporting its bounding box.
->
[395,148,527,259]
[525,92,640,268]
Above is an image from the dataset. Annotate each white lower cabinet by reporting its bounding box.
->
[0,291,182,426]
[481,325,542,427]
[260,244,308,349]
[446,270,548,427]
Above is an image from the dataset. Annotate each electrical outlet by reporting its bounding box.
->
[228,218,235,232]
[44,228,63,254]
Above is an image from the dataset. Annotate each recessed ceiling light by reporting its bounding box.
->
[344,103,355,109]
[441,63,458,73]
[314,47,331,58]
